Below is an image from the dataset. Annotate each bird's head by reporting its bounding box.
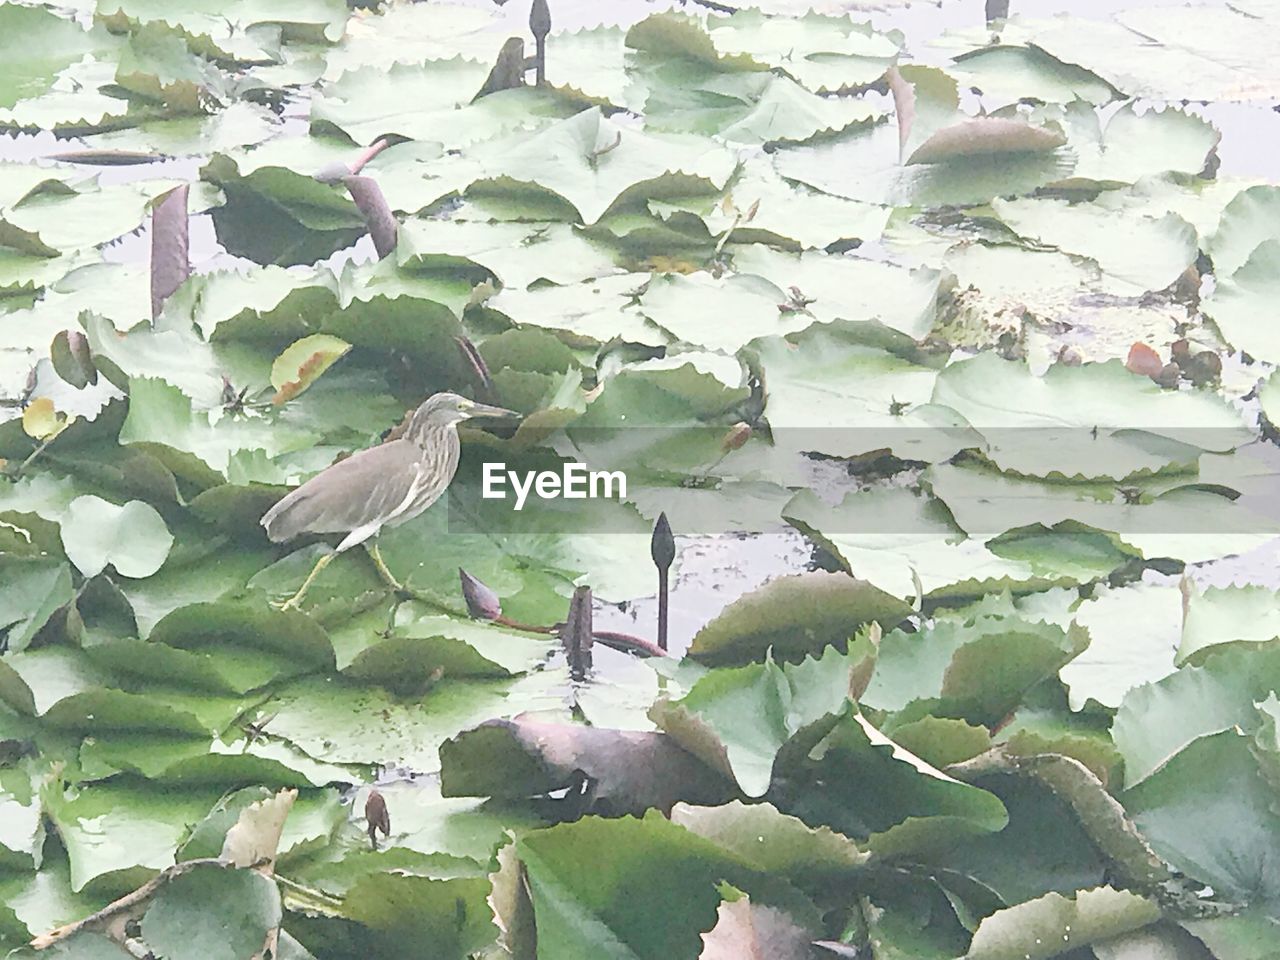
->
[406,392,520,444]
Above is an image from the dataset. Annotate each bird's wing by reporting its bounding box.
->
[261,440,425,543]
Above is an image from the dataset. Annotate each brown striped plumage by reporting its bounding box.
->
[261,392,517,553]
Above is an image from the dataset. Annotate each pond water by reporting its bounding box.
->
[4,0,1279,661]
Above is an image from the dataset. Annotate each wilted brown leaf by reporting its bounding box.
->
[440,715,736,815]
[907,117,1067,165]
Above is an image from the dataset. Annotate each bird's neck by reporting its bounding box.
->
[409,421,459,450]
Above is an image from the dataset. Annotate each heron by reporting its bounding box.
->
[261,392,520,611]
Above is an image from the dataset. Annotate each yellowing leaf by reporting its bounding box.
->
[221,788,297,870]
[22,397,73,440]
[269,334,352,405]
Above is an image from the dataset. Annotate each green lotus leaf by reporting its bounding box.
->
[863,613,1089,727]
[965,886,1159,960]
[783,710,1010,857]
[120,376,321,479]
[59,495,172,579]
[775,117,1076,208]
[396,218,620,290]
[312,59,580,148]
[1113,641,1280,787]
[706,8,900,93]
[485,272,664,347]
[95,0,348,62]
[254,674,522,773]
[515,810,781,960]
[1124,730,1280,908]
[1180,584,1280,664]
[785,487,1089,601]
[0,556,74,655]
[950,44,1117,109]
[687,571,911,666]
[1026,5,1280,102]
[1050,101,1219,188]
[139,863,281,960]
[992,193,1198,296]
[1203,239,1280,363]
[650,648,858,796]
[1058,583,1181,710]
[931,353,1249,478]
[1205,184,1280,278]
[42,780,222,894]
[289,872,494,959]
[644,65,879,144]
[470,107,738,226]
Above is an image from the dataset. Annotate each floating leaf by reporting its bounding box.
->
[688,571,912,666]
[21,398,69,440]
[440,716,734,813]
[965,886,1159,960]
[141,864,282,960]
[471,106,738,225]
[269,334,352,406]
[59,495,173,579]
[909,117,1066,165]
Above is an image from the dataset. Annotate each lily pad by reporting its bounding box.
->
[688,571,911,665]
[60,495,173,579]
[471,107,738,226]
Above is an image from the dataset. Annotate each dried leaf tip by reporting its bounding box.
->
[460,568,502,621]
[650,512,675,570]
[455,336,494,394]
[149,183,190,321]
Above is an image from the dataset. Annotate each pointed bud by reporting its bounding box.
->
[51,330,97,389]
[720,421,751,452]
[650,512,675,571]
[530,0,551,40]
[460,568,502,620]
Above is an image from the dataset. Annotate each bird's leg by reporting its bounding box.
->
[366,542,402,592]
[366,543,410,636]
[274,553,334,611]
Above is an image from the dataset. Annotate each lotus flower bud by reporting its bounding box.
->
[459,568,502,621]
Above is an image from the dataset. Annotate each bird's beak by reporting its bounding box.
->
[464,400,521,420]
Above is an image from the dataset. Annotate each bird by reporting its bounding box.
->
[261,392,520,611]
